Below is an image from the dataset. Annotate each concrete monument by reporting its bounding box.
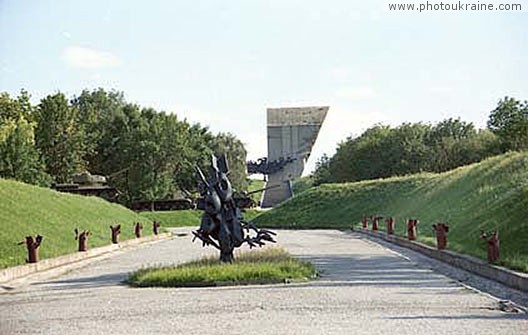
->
[261,106,328,208]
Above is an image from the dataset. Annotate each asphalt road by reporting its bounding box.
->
[1,229,527,334]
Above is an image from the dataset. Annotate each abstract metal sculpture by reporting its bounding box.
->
[193,154,277,262]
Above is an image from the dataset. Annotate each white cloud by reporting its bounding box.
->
[62,46,120,69]
[62,31,71,39]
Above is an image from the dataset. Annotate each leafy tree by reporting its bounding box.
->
[313,154,331,186]
[71,88,125,173]
[2,88,249,204]
[316,117,502,184]
[487,96,528,151]
[34,93,85,183]
[0,116,51,185]
[426,118,476,172]
[0,90,32,122]
[211,132,248,191]
[0,92,50,185]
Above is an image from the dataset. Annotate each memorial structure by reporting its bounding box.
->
[193,154,276,262]
[261,106,328,208]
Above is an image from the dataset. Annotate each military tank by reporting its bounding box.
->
[53,172,120,202]
[195,184,280,209]
[129,198,195,211]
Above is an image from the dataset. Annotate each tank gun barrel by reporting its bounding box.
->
[245,184,281,196]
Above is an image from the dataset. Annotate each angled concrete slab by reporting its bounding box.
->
[261,106,328,208]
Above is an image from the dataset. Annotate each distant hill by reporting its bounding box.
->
[254,152,528,272]
[0,179,151,269]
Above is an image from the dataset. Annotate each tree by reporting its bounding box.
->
[0,90,32,122]
[321,117,502,184]
[313,154,331,185]
[211,132,248,191]
[0,92,50,185]
[34,93,85,183]
[487,96,528,151]
[71,88,125,173]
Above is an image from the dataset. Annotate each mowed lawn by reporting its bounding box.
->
[0,178,151,269]
[140,209,264,228]
[254,152,528,272]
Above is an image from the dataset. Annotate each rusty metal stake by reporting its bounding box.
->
[481,230,500,263]
[407,219,418,241]
[134,222,143,238]
[386,217,395,235]
[110,224,121,244]
[152,221,161,235]
[432,223,449,250]
[362,216,370,230]
[74,228,90,252]
[18,234,43,263]
[372,216,383,231]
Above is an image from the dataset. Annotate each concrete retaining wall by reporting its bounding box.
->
[353,227,528,293]
[0,233,171,284]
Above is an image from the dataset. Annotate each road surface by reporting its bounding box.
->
[1,229,527,334]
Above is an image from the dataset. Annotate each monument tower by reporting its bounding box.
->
[261,106,328,208]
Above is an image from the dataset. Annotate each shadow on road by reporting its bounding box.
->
[296,254,455,289]
[32,272,128,291]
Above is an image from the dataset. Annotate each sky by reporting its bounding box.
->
[1,0,527,175]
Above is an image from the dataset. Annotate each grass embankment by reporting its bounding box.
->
[140,210,202,227]
[127,247,316,287]
[0,178,152,269]
[247,178,265,203]
[292,177,314,195]
[140,209,264,227]
[254,152,528,272]
[138,178,267,228]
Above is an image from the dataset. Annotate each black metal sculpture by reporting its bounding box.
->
[193,154,277,262]
[246,156,296,175]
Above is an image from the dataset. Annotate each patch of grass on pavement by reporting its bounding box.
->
[127,247,316,287]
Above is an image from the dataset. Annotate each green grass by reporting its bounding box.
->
[0,178,152,269]
[243,208,264,221]
[247,178,265,203]
[292,176,314,195]
[140,208,264,228]
[127,247,316,287]
[140,210,203,227]
[254,152,528,272]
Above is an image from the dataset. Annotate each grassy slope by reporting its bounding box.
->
[139,179,267,228]
[254,152,528,272]
[141,210,202,227]
[140,209,263,228]
[247,178,265,203]
[0,178,152,269]
[292,177,314,195]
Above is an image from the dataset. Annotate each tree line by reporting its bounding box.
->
[0,88,248,203]
[313,97,528,184]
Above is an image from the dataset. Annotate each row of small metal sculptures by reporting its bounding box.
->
[362,216,500,263]
[18,221,161,263]
[193,154,277,262]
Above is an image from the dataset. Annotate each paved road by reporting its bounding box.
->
[1,229,527,334]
